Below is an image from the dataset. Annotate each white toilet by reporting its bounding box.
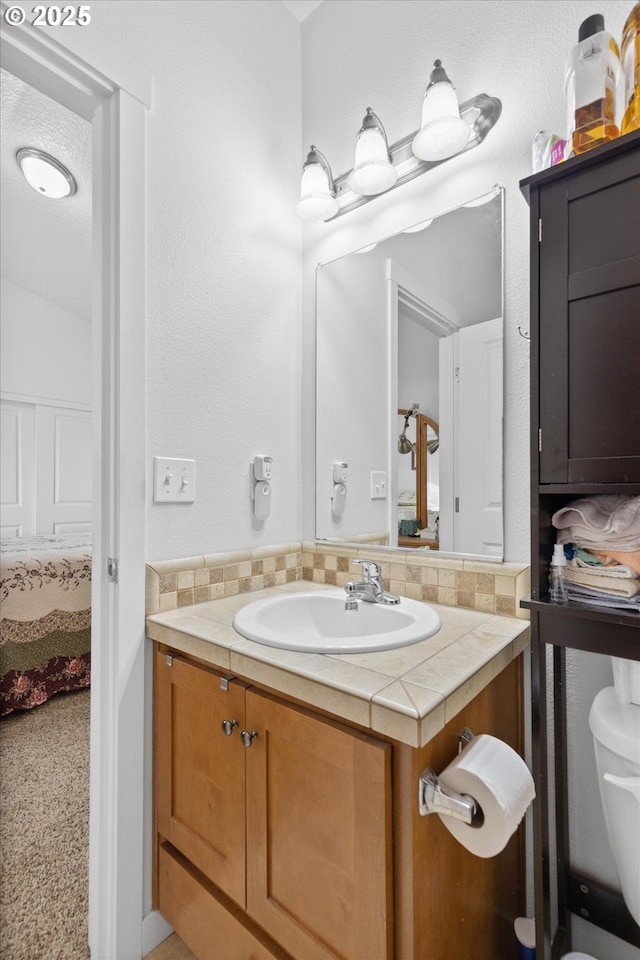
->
[588,659,640,927]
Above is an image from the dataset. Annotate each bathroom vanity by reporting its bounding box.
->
[148,585,529,960]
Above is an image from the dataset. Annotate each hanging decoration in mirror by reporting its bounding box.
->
[296,60,501,222]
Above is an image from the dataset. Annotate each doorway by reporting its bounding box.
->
[1,19,150,959]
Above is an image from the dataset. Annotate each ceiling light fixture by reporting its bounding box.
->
[412,60,470,162]
[348,108,398,196]
[295,62,500,222]
[16,147,77,199]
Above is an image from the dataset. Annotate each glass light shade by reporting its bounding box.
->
[412,82,470,162]
[17,149,76,198]
[348,127,398,196]
[295,160,338,221]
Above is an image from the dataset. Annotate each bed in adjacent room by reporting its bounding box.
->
[0,534,92,716]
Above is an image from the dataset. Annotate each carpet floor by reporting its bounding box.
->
[0,689,90,960]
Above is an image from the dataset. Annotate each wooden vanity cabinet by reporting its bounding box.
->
[155,650,392,960]
[155,652,247,905]
[154,647,524,960]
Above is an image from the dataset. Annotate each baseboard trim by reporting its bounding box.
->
[142,910,173,957]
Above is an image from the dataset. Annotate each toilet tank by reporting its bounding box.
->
[588,686,640,926]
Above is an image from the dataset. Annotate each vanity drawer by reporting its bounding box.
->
[158,843,290,960]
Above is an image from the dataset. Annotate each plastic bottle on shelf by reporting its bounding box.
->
[621,2,640,134]
[565,13,621,157]
[549,544,568,602]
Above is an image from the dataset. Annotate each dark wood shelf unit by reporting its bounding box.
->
[521,131,640,960]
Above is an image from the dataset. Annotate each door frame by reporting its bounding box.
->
[1,11,151,958]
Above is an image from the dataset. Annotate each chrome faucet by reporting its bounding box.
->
[344,559,400,605]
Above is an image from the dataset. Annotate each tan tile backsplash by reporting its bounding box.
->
[300,542,530,620]
[146,540,530,619]
[146,542,302,615]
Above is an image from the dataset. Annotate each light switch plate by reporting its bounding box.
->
[153,457,196,503]
[370,471,387,499]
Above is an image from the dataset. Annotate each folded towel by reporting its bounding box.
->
[569,546,605,566]
[565,582,640,611]
[567,553,638,579]
[589,549,640,576]
[553,496,640,550]
[564,569,640,597]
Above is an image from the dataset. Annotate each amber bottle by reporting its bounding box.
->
[565,13,620,156]
[621,2,640,134]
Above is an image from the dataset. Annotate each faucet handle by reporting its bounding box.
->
[354,559,381,581]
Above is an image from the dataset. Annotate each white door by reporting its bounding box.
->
[0,400,35,536]
[2,21,150,960]
[456,317,503,556]
[36,405,92,534]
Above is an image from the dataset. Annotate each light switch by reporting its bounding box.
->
[153,457,196,503]
[370,471,387,499]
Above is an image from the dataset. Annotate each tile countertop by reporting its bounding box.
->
[146,581,530,749]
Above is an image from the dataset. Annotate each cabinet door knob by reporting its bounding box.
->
[221,718,238,736]
[241,728,258,748]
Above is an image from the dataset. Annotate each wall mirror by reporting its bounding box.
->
[315,187,504,559]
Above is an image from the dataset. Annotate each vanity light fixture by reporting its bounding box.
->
[295,60,500,222]
[412,60,470,162]
[348,108,398,196]
[295,145,338,221]
[16,147,77,199]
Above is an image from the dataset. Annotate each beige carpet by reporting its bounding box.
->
[0,689,90,960]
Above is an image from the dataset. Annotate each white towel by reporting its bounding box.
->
[553,496,640,551]
[564,569,640,597]
[567,557,638,578]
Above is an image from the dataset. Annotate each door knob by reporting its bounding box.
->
[221,718,238,736]
[241,728,258,748]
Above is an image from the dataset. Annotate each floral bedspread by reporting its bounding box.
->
[0,535,92,715]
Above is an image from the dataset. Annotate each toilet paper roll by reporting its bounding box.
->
[437,734,535,858]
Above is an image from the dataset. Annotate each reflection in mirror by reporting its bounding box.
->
[397,410,439,549]
[315,187,504,558]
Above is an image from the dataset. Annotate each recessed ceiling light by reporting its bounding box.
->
[16,147,77,199]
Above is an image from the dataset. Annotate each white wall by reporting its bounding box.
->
[300,2,636,957]
[0,277,92,406]
[61,2,635,956]
[88,0,303,561]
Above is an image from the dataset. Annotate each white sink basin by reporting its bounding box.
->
[232,589,441,654]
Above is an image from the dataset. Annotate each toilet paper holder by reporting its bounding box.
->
[419,727,480,825]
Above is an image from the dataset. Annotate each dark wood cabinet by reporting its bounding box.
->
[521,129,640,960]
[534,140,640,486]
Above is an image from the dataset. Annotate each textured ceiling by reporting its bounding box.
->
[0,69,92,321]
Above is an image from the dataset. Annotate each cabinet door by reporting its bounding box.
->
[155,651,246,905]
[538,148,640,483]
[246,689,393,960]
